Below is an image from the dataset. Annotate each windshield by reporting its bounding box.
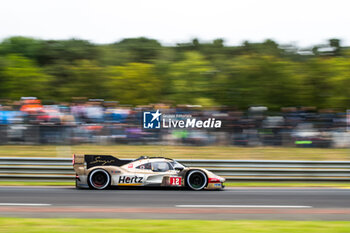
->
[152,162,172,172]
[170,160,185,169]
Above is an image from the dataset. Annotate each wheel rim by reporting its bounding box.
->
[89,170,110,189]
[187,171,207,190]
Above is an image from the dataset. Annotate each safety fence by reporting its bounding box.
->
[0,157,350,182]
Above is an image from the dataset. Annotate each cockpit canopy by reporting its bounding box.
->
[133,157,185,172]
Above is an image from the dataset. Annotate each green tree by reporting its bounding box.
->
[168,52,215,105]
[217,55,302,109]
[60,60,108,100]
[97,45,134,66]
[299,58,335,108]
[311,57,350,109]
[0,36,42,60]
[107,63,162,105]
[37,39,99,65]
[114,37,162,63]
[0,54,51,99]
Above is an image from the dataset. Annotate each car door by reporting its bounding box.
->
[143,161,176,185]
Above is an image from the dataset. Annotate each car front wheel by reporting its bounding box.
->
[186,170,207,191]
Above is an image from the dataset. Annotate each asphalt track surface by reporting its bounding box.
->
[0,186,350,220]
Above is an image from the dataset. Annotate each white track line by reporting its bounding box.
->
[0,203,51,206]
[176,205,312,208]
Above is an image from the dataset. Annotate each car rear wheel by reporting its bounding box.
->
[88,169,110,190]
[186,170,207,191]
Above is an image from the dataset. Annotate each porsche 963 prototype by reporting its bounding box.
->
[73,154,225,190]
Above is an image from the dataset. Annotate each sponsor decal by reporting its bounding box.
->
[169,177,182,186]
[143,110,222,129]
[118,175,143,184]
[89,156,116,166]
[128,164,133,168]
[85,155,125,169]
[208,177,221,183]
[214,183,222,187]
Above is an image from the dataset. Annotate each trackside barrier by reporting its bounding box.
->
[0,157,349,182]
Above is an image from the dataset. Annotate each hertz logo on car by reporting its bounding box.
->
[118,175,143,184]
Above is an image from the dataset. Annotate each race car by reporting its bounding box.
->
[73,154,225,190]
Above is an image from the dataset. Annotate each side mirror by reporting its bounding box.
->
[174,165,184,171]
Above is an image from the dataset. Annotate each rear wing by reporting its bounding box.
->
[73,154,132,169]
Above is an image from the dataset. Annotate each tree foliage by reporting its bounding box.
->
[107,63,162,105]
[0,36,350,109]
[0,54,50,99]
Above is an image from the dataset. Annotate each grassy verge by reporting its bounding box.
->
[0,144,350,160]
[0,181,74,186]
[224,182,350,188]
[0,218,349,233]
[0,181,349,188]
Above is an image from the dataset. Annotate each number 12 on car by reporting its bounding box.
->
[169,177,182,186]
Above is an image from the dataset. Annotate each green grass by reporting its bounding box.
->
[0,181,74,186]
[0,218,349,233]
[1,144,350,160]
[224,182,350,188]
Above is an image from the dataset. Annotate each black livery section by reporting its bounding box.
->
[85,155,132,169]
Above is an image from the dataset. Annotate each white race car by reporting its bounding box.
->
[73,154,225,190]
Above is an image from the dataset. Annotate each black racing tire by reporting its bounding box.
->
[88,169,111,190]
[186,170,208,191]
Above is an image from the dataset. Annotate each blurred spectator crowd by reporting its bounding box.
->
[0,97,349,148]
